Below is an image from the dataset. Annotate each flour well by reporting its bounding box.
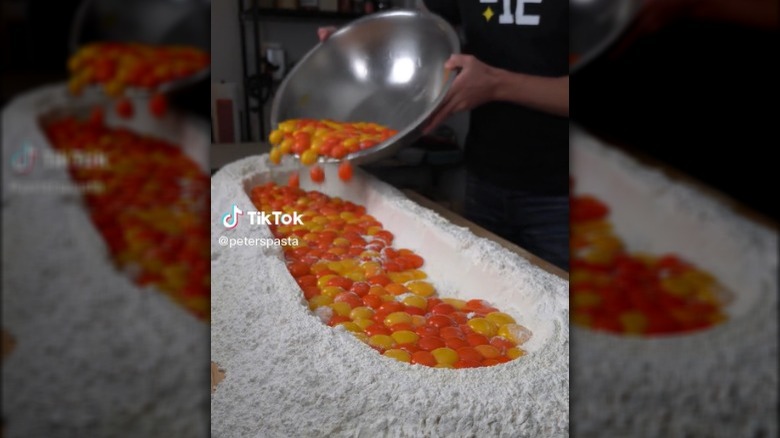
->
[211,156,570,437]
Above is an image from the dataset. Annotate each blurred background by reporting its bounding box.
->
[570,0,778,436]
[2,0,210,115]
[1,0,81,104]
[4,0,777,436]
[210,0,469,211]
[2,0,210,437]
[572,0,778,222]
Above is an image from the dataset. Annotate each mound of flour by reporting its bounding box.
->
[211,156,570,437]
[570,130,778,437]
[2,86,209,438]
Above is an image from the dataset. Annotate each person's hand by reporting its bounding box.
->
[317,26,338,42]
[424,54,499,134]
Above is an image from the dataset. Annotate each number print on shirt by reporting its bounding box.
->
[480,0,542,25]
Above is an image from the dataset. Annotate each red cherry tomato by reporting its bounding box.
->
[88,106,105,127]
[330,145,348,159]
[292,138,310,155]
[288,172,300,188]
[427,314,456,329]
[418,336,446,351]
[148,93,168,118]
[116,98,134,119]
[338,161,353,182]
[571,195,609,222]
[411,351,437,366]
[310,166,324,184]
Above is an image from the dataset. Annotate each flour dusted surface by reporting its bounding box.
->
[211,156,570,437]
[570,130,778,437]
[2,86,209,438]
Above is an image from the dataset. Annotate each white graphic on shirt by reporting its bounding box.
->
[480,0,542,26]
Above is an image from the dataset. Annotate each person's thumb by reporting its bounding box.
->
[317,27,337,42]
[444,54,469,70]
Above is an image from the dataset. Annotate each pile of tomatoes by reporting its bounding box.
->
[268,118,398,185]
[250,183,532,368]
[570,194,727,335]
[44,112,210,321]
[67,42,209,95]
[67,42,209,119]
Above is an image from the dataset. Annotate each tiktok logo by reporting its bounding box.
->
[222,204,243,229]
[10,143,38,175]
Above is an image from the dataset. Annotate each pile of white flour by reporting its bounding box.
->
[2,86,209,437]
[570,129,778,437]
[211,156,570,437]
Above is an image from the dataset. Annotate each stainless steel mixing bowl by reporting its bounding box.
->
[570,0,643,72]
[270,10,460,165]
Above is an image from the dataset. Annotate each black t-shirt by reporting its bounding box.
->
[424,0,568,194]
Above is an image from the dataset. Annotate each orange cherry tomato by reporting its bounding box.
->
[338,161,353,182]
[310,165,325,184]
[288,172,300,188]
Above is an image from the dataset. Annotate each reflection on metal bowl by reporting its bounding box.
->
[570,0,643,72]
[271,10,460,165]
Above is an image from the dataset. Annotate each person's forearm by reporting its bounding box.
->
[489,68,569,117]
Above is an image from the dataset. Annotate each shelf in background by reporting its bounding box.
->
[241,7,365,21]
[211,142,270,173]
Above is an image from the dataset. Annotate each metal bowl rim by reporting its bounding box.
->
[269,9,460,163]
[569,0,643,73]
